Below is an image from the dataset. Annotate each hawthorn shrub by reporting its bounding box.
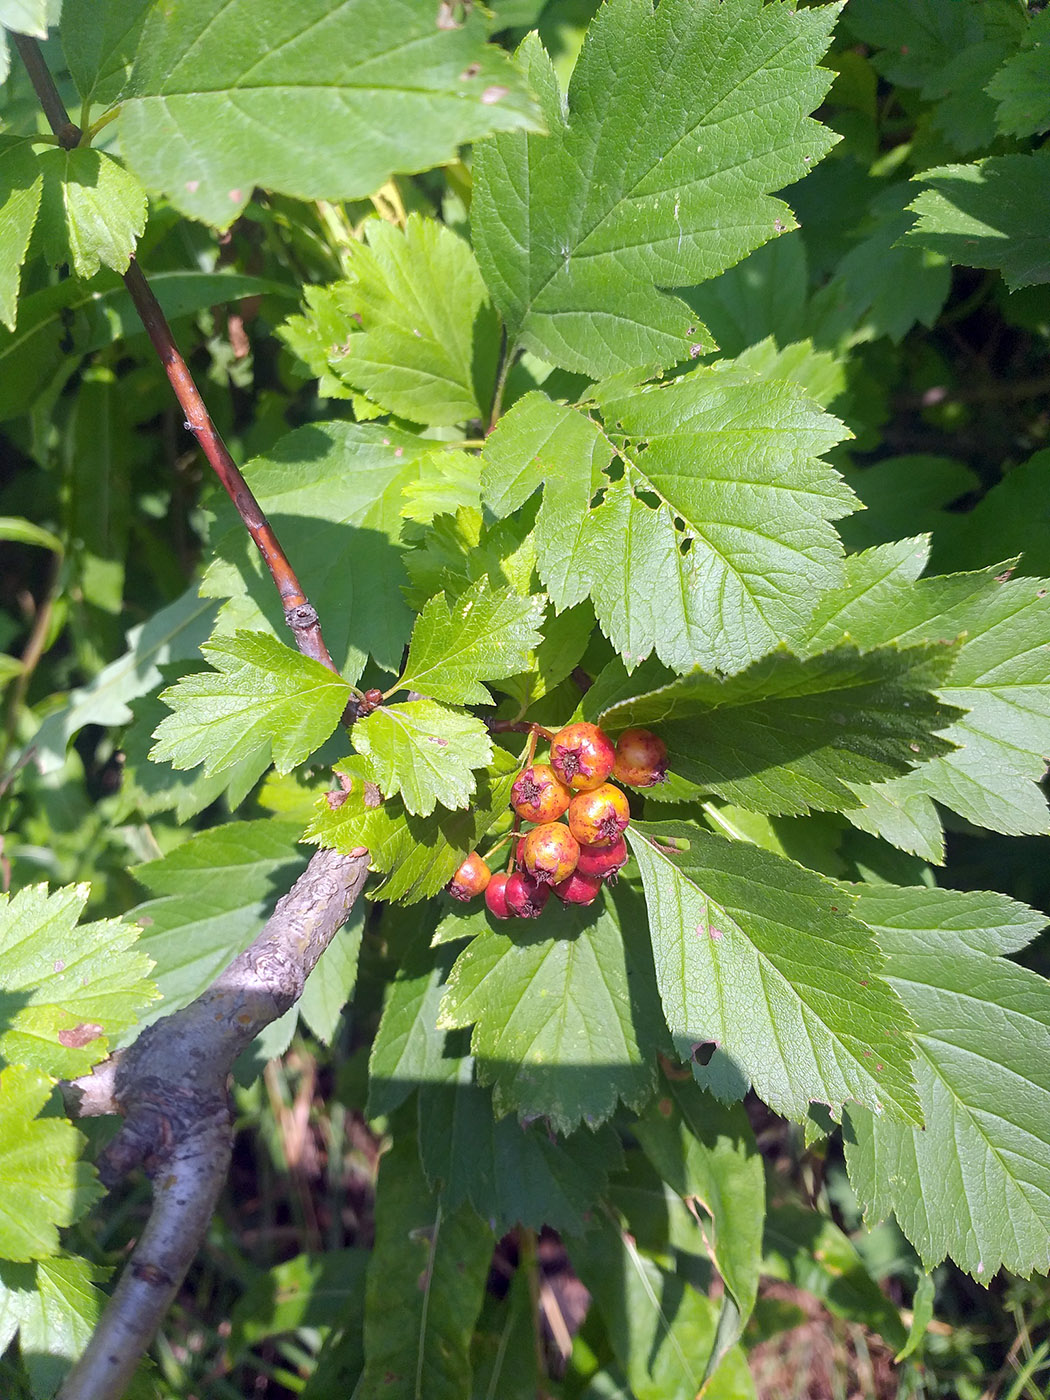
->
[1,1,1050,1397]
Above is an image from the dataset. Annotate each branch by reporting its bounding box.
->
[59,847,370,1400]
[14,36,350,692]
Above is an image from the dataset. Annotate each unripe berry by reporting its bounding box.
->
[576,834,628,880]
[567,783,631,847]
[521,822,580,885]
[613,728,668,787]
[485,871,512,919]
[511,763,572,823]
[548,722,616,792]
[552,870,603,905]
[447,852,491,901]
[505,871,551,918]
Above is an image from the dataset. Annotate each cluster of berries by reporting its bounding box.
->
[448,723,667,920]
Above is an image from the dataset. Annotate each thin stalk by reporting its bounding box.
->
[0,548,62,769]
[518,1228,549,1399]
[488,326,513,430]
[11,33,80,146]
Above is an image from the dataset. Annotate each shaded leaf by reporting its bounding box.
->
[0,136,42,331]
[37,148,147,279]
[352,699,492,817]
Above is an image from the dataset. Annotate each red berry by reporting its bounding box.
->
[521,822,580,885]
[485,871,512,919]
[552,870,603,905]
[506,871,551,918]
[613,728,668,787]
[548,722,616,792]
[567,784,631,847]
[447,852,491,901]
[576,834,628,879]
[511,763,572,823]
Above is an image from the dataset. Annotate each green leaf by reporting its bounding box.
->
[483,371,854,675]
[282,215,500,426]
[0,883,157,1079]
[298,906,363,1045]
[0,137,42,331]
[987,8,1050,139]
[228,1249,367,1354]
[0,1254,108,1398]
[201,422,422,681]
[397,577,545,705]
[305,749,519,905]
[634,1082,764,1339]
[627,821,921,1124]
[27,585,219,774]
[127,820,307,1028]
[151,630,351,778]
[61,0,149,107]
[437,887,663,1133]
[37,148,147,279]
[472,0,840,376]
[352,699,492,818]
[0,514,62,553]
[0,1067,99,1262]
[597,643,959,816]
[571,1215,756,1400]
[799,538,1050,837]
[361,1128,492,1400]
[762,1204,908,1352]
[399,448,482,527]
[837,455,977,554]
[903,152,1050,291]
[937,448,1050,577]
[120,0,541,230]
[844,883,1050,1279]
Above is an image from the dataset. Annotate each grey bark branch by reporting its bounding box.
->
[58,847,370,1400]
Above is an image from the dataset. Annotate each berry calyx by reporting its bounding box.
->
[521,822,580,885]
[552,870,603,905]
[576,834,628,880]
[567,784,632,847]
[505,871,551,919]
[511,763,572,823]
[447,852,492,901]
[548,722,617,792]
[613,728,668,787]
[485,871,512,919]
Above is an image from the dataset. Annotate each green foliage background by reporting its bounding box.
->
[2,0,1050,1396]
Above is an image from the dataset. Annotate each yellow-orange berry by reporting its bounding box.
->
[613,728,668,787]
[548,722,616,791]
[567,784,631,847]
[511,763,572,823]
[447,852,491,901]
[521,822,580,884]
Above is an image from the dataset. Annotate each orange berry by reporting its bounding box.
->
[567,784,631,847]
[548,721,616,791]
[447,852,491,901]
[613,728,668,787]
[521,822,580,885]
[511,763,572,823]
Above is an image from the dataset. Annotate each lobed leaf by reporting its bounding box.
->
[120,0,542,229]
[0,883,156,1079]
[472,0,841,376]
[0,136,42,331]
[351,699,492,818]
[627,821,921,1124]
[844,883,1050,1279]
[36,148,147,279]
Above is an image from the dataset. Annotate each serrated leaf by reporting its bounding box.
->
[151,629,351,778]
[398,578,545,706]
[0,884,156,1079]
[37,148,147,279]
[437,887,663,1133]
[284,215,500,426]
[228,1249,367,1354]
[27,585,218,774]
[903,152,1050,290]
[0,136,42,331]
[0,1253,108,1398]
[473,0,841,377]
[627,821,920,1124]
[120,0,541,230]
[987,8,1050,139]
[298,907,363,1045]
[127,820,307,1029]
[201,422,421,681]
[361,1128,492,1400]
[797,538,1050,837]
[61,0,149,107]
[634,1082,764,1339]
[0,1067,100,1262]
[400,448,482,526]
[483,371,854,675]
[305,749,519,905]
[598,643,958,816]
[844,883,1050,1279]
[352,700,491,818]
